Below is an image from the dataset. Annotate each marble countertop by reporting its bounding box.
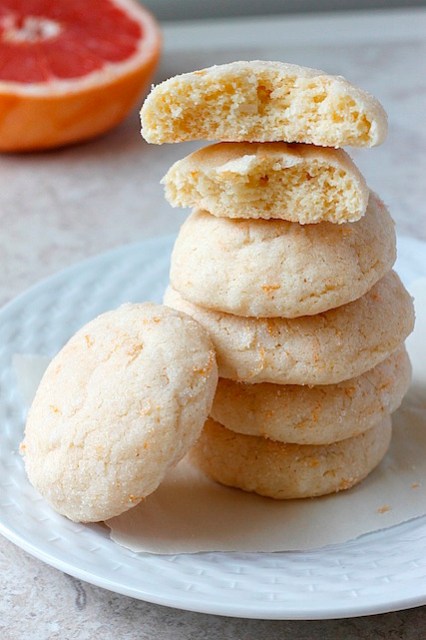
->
[2,8,426,638]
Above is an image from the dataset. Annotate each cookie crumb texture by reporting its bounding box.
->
[190,416,392,499]
[212,346,411,445]
[22,303,218,522]
[141,61,387,147]
[170,192,396,318]
[162,142,369,224]
[164,270,414,385]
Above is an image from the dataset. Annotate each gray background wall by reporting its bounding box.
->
[141,0,426,21]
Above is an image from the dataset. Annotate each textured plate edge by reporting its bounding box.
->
[1,234,426,620]
[0,234,176,322]
[2,516,426,620]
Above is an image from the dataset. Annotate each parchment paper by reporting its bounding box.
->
[14,279,426,553]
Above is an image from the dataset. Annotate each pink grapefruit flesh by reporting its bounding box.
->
[0,0,161,151]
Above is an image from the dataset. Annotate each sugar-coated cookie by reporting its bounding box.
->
[21,303,218,522]
[190,417,392,499]
[170,192,395,318]
[162,142,369,224]
[141,61,387,147]
[164,271,414,385]
[212,346,410,444]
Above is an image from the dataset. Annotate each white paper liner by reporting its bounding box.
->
[15,278,426,553]
[107,402,425,553]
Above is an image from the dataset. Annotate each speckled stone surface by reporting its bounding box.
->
[1,10,426,638]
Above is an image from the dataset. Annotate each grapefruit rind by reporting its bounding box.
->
[0,0,161,152]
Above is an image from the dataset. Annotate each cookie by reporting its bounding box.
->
[212,346,410,444]
[190,416,392,499]
[162,141,369,224]
[21,303,218,522]
[141,60,387,147]
[164,271,414,384]
[170,192,395,318]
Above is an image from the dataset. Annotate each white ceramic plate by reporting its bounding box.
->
[1,234,426,621]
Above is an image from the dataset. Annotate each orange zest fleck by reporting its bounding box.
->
[377,504,392,514]
[261,284,281,294]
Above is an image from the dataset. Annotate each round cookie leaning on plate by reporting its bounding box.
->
[170,192,395,318]
[211,346,411,445]
[164,270,414,385]
[21,303,218,523]
[190,416,392,499]
[141,60,387,147]
[162,142,369,224]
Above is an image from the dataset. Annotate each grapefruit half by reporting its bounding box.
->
[0,0,161,151]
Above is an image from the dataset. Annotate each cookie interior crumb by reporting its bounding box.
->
[141,61,387,147]
[163,142,369,224]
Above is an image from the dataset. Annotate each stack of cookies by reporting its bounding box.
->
[141,61,415,499]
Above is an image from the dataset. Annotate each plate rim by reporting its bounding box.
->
[1,233,426,621]
[2,514,426,621]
